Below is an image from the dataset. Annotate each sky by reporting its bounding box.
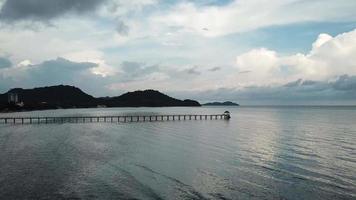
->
[0,0,356,105]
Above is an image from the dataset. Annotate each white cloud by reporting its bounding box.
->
[104,29,356,93]
[0,18,117,62]
[63,50,118,77]
[2,0,354,76]
[234,29,356,86]
[150,0,356,37]
[235,48,279,85]
[312,33,333,50]
[17,59,33,67]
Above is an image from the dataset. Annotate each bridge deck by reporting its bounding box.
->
[0,114,229,124]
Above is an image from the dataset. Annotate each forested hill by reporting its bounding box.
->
[0,85,201,111]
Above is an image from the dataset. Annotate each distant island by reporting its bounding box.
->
[203,101,239,106]
[0,85,201,112]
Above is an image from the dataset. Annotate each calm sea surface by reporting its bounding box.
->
[0,106,355,200]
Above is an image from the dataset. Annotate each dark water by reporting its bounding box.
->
[0,106,355,199]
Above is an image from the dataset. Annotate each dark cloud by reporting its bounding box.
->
[0,58,162,96]
[23,57,98,87]
[184,66,201,75]
[118,62,201,83]
[121,61,158,75]
[0,57,114,96]
[0,57,12,68]
[116,20,129,36]
[120,61,159,81]
[301,80,317,86]
[245,76,356,102]
[332,75,356,91]
[284,79,302,87]
[208,67,221,72]
[0,0,106,22]
[238,70,251,74]
[171,75,356,105]
[121,61,143,73]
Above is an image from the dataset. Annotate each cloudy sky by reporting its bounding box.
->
[0,0,356,104]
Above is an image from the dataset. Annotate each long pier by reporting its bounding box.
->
[0,113,230,125]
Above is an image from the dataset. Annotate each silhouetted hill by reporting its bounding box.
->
[100,89,201,107]
[0,85,200,111]
[0,85,97,110]
[203,101,239,106]
[0,94,7,109]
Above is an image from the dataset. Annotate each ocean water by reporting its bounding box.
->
[0,106,355,200]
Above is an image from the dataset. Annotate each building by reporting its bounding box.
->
[8,93,19,104]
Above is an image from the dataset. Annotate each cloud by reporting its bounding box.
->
[185,66,201,75]
[0,1,355,103]
[0,57,114,95]
[171,75,356,105]
[234,29,356,86]
[121,61,159,77]
[234,48,279,85]
[0,0,106,22]
[0,56,11,68]
[151,0,356,37]
[104,29,356,98]
[312,33,333,50]
[332,75,356,91]
[167,29,356,104]
[0,57,168,96]
[105,61,168,91]
[21,58,97,85]
[116,20,129,36]
[107,72,169,92]
[208,67,221,72]
[106,61,172,92]
[100,0,158,17]
[30,57,95,74]
[121,61,143,73]
[284,79,302,87]
[238,70,251,74]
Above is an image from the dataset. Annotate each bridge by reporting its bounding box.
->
[0,112,231,125]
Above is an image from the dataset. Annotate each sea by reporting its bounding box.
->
[0,106,355,200]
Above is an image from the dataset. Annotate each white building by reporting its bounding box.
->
[8,93,19,104]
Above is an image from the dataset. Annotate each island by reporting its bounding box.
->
[203,101,239,106]
[0,85,201,112]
